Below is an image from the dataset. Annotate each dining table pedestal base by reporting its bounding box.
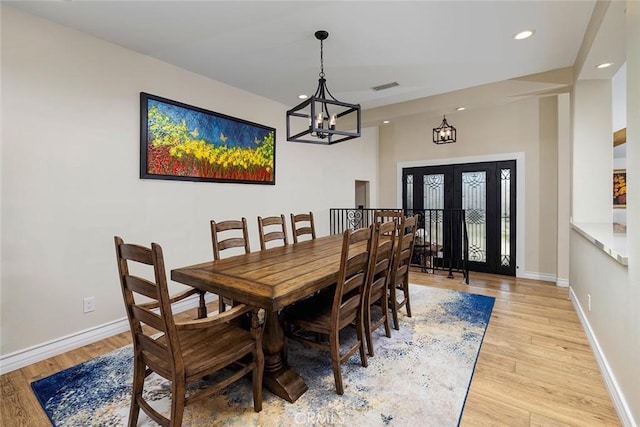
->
[262,310,308,403]
[263,366,308,403]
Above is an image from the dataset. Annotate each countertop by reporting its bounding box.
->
[571,222,628,266]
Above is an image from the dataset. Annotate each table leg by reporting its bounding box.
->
[262,310,308,402]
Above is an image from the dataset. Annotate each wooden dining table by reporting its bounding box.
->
[171,233,347,403]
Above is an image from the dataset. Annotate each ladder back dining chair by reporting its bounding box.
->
[283,226,372,395]
[388,215,419,330]
[290,211,317,243]
[374,210,404,225]
[363,220,396,357]
[257,214,289,250]
[210,217,251,312]
[114,236,264,427]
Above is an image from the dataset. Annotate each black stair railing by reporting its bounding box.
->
[329,207,403,234]
[329,208,469,283]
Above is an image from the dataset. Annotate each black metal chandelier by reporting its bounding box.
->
[433,115,456,144]
[286,30,361,145]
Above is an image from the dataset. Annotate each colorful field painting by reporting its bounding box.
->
[613,169,626,208]
[140,93,275,184]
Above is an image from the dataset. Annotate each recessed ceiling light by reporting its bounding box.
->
[456,107,465,111]
[382,120,390,124]
[596,62,613,69]
[298,94,309,99]
[514,30,535,40]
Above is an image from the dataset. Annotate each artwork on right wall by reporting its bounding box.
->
[613,169,626,208]
[612,127,627,231]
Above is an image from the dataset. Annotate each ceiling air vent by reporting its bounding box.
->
[371,82,399,91]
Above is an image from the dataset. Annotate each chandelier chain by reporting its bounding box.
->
[319,39,325,78]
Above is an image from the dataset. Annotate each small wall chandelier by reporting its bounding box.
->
[433,115,456,144]
[286,30,361,145]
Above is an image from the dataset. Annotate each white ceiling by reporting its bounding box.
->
[6,0,607,113]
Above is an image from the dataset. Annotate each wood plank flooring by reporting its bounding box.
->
[0,270,620,426]
[411,271,620,426]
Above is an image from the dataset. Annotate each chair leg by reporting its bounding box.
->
[382,292,392,338]
[128,357,145,427]
[197,291,207,319]
[250,309,264,412]
[218,297,226,313]
[390,286,400,330]
[253,350,264,412]
[170,378,186,427]
[364,300,374,357]
[404,281,412,318]
[252,347,264,412]
[329,332,344,395]
[356,313,368,368]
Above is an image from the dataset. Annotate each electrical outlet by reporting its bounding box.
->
[83,297,95,313]
[587,294,591,312]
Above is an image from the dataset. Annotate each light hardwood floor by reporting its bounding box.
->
[1,270,620,426]
[411,271,620,426]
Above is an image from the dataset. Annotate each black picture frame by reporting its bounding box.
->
[140,92,276,185]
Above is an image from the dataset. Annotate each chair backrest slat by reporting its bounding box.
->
[125,276,159,300]
[218,237,249,252]
[137,333,170,359]
[131,305,166,332]
[338,295,361,328]
[119,243,154,265]
[342,271,367,297]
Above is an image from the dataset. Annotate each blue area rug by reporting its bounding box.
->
[31,285,494,426]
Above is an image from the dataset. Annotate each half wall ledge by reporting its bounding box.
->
[571,222,628,266]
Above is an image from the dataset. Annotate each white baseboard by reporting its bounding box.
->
[515,271,568,287]
[569,287,637,427]
[0,293,217,375]
[517,270,557,283]
[0,318,130,376]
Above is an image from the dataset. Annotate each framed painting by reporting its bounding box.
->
[613,169,626,208]
[140,92,276,185]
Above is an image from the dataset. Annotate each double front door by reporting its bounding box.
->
[402,160,516,276]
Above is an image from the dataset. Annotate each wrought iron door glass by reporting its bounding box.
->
[500,168,511,267]
[423,174,445,242]
[461,171,487,263]
[406,174,414,210]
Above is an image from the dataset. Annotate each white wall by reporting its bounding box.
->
[572,79,613,223]
[568,1,639,424]
[612,63,627,132]
[0,7,378,356]
[569,231,637,424]
[556,94,571,286]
